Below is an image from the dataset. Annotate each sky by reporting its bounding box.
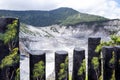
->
[0,0,120,19]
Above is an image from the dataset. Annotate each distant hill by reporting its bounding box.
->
[0,7,108,26]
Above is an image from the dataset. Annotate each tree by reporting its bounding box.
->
[33,61,45,80]
[91,57,99,80]
[0,19,19,80]
[0,48,19,80]
[0,20,18,51]
[95,35,119,80]
[77,59,86,80]
[58,56,68,80]
[15,68,20,80]
[110,70,115,80]
[95,35,120,53]
[109,52,115,67]
[0,48,19,69]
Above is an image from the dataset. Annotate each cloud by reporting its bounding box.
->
[58,0,120,19]
[0,0,120,19]
[0,0,62,10]
[82,0,120,19]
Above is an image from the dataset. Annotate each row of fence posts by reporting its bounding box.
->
[29,37,120,80]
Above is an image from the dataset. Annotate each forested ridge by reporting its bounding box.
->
[0,7,108,26]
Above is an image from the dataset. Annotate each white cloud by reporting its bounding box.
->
[0,0,120,19]
[0,0,63,10]
[58,0,105,10]
[83,0,120,19]
[57,0,120,19]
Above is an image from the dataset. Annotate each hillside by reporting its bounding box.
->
[0,7,108,26]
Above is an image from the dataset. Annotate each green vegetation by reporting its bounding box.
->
[109,52,116,80]
[33,61,45,80]
[0,19,19,80]
[0,20,18,51]
[61,13,107,26]
[0,48,19,68]
[15,68,20,80]
[0,48,19,80]
[92,57,99,70]
[110,70,115,80]
[95,35,120,53]
[98,75,102,80]
[58,56,68,80]
[91,57,99,80]
[77,59,86,80]
[95,35,119,80]
[109,52,115,65]
[0,7,108,26]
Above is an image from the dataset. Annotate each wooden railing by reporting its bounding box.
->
[29,37,120,80]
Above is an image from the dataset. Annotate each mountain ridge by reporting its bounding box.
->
[0,7,109,26]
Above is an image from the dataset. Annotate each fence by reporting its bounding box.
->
[29,37,120,80]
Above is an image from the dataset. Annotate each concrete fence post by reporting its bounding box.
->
[102,46,115,80]
[114,46,120,80]
[0,18,19,80]
[88,37,101,80]
[55,51,68,80]
[30,50,46,80]
[72,47,85,80]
